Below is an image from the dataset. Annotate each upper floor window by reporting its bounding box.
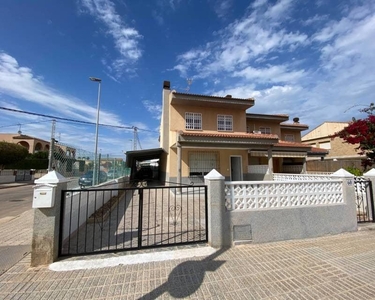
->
[285,134,295,142]
[217,115,233,131]
[259,127,271,134]
[185,112,202,130]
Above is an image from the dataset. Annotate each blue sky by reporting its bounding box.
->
[0,0,375,157]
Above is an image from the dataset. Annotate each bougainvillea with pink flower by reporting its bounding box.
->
[333,103,375,170]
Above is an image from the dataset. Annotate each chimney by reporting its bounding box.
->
[225,95,232,98]
[163,81,170,90]
[293,117,300,123]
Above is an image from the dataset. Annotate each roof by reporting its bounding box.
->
[274,140,312,149]
[280,123,309,130]
[309,147,329,154]
[173,91,254,102]
[246,113,289,122]
[171,91,254,110]
[180,131,279,140]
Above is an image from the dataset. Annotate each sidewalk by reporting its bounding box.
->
[1,208,375,300]
[0,181,34,189]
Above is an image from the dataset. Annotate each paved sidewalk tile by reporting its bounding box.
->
[1,230,375,299]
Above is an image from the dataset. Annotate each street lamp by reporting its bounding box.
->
[90,76,102,186]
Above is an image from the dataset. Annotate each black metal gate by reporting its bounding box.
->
[354,177,374,223]
[15,170,31,181]
[59,185,208,256]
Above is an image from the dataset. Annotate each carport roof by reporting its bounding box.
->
[125,148,165,166]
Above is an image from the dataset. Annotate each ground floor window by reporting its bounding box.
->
[189,151,219,178]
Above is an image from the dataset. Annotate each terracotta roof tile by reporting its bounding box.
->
[180,131,279,140]
[275,140,312,148]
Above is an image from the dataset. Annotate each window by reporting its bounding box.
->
[259,127,271,134]
[185,112,202,130]
[285,134,295,142]
[217,115,233,131]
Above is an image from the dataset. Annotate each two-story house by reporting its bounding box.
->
[159,81,322,184]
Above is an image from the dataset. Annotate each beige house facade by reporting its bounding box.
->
[160,81,321,184]
[301,122,362,159]
[0,133,50,154]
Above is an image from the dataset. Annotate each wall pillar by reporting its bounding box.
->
[204,169,231,248]
[331,168,357,231]
[31,171,68,267]
[177,142,182,185]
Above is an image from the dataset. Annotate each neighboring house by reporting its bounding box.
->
[0,133,50,154]
[159,80,324,184]
[301,122,362,160]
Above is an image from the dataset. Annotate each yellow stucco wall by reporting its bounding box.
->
[280,129,302,142]
[170,104,247,134]
[246,120,281,136]
[168,148,248,178]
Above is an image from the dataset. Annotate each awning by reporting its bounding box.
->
[250,150,307,158]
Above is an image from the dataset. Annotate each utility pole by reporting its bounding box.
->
[48,120,56,171]
[133,127,138,150]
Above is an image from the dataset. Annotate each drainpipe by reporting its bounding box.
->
[177,134,182,186]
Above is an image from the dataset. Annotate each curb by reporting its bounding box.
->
[0,182,34,190]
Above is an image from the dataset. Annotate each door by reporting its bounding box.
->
[230,156,242,181]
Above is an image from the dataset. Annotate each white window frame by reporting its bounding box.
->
[217,115,233,131]
[185,112,202,130]
[285,134,295,142]
[259,127,271,134]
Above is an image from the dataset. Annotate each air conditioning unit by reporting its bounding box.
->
[253,131,262,134]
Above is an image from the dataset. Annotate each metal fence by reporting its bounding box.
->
[59,185,208,256]
[354,177,375,223]
[50,141,129,189]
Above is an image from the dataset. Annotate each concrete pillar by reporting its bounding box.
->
[363,168,375,221]
[31,171,68,267]
[331,168,357,230]
[204,169,231,248]
[302,157,307,174]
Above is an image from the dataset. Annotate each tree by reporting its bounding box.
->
[0,142,29,169]
[333,103,375,170]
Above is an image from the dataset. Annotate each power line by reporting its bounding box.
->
[0,120,51,128]
[0,106,158,133]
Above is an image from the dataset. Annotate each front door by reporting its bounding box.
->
[230,156,242,181]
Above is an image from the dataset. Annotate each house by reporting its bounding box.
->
[159,80,323,184]
[0,133,50,154]
[302,121,363,172]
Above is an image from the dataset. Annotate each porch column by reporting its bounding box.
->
[267,147,273,176]
[302,157,307,174]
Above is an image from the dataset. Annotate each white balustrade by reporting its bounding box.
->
[225,180,343,210]
[273,173,334,181]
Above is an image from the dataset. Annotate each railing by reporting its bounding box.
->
[225,180,343,210]
[59,185,208,256]
[273,173,334,181]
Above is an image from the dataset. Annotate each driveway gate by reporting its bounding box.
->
[354,177,374,223]
[59,185,208,256]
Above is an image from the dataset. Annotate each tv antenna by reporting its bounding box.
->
[17,124,22,135]
[185,78,193,92]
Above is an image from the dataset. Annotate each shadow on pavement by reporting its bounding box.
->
[138,247,228,299]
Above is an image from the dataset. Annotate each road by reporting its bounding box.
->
[0,185,33,221]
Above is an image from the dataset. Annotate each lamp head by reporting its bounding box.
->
[89,77,102,82]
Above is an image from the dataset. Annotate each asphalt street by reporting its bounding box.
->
[0,185,33,221]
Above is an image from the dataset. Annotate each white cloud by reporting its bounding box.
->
[79,0,142,76]
[172,0,308,81]
[142,100,162,120]
[0,52,123,126]
[213,0,233,18]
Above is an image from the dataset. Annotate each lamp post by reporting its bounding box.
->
[90,76,102,186]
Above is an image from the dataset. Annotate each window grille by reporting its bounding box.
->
[217,115,233,131]
[259,127,271,134]
[185,112,202,130]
